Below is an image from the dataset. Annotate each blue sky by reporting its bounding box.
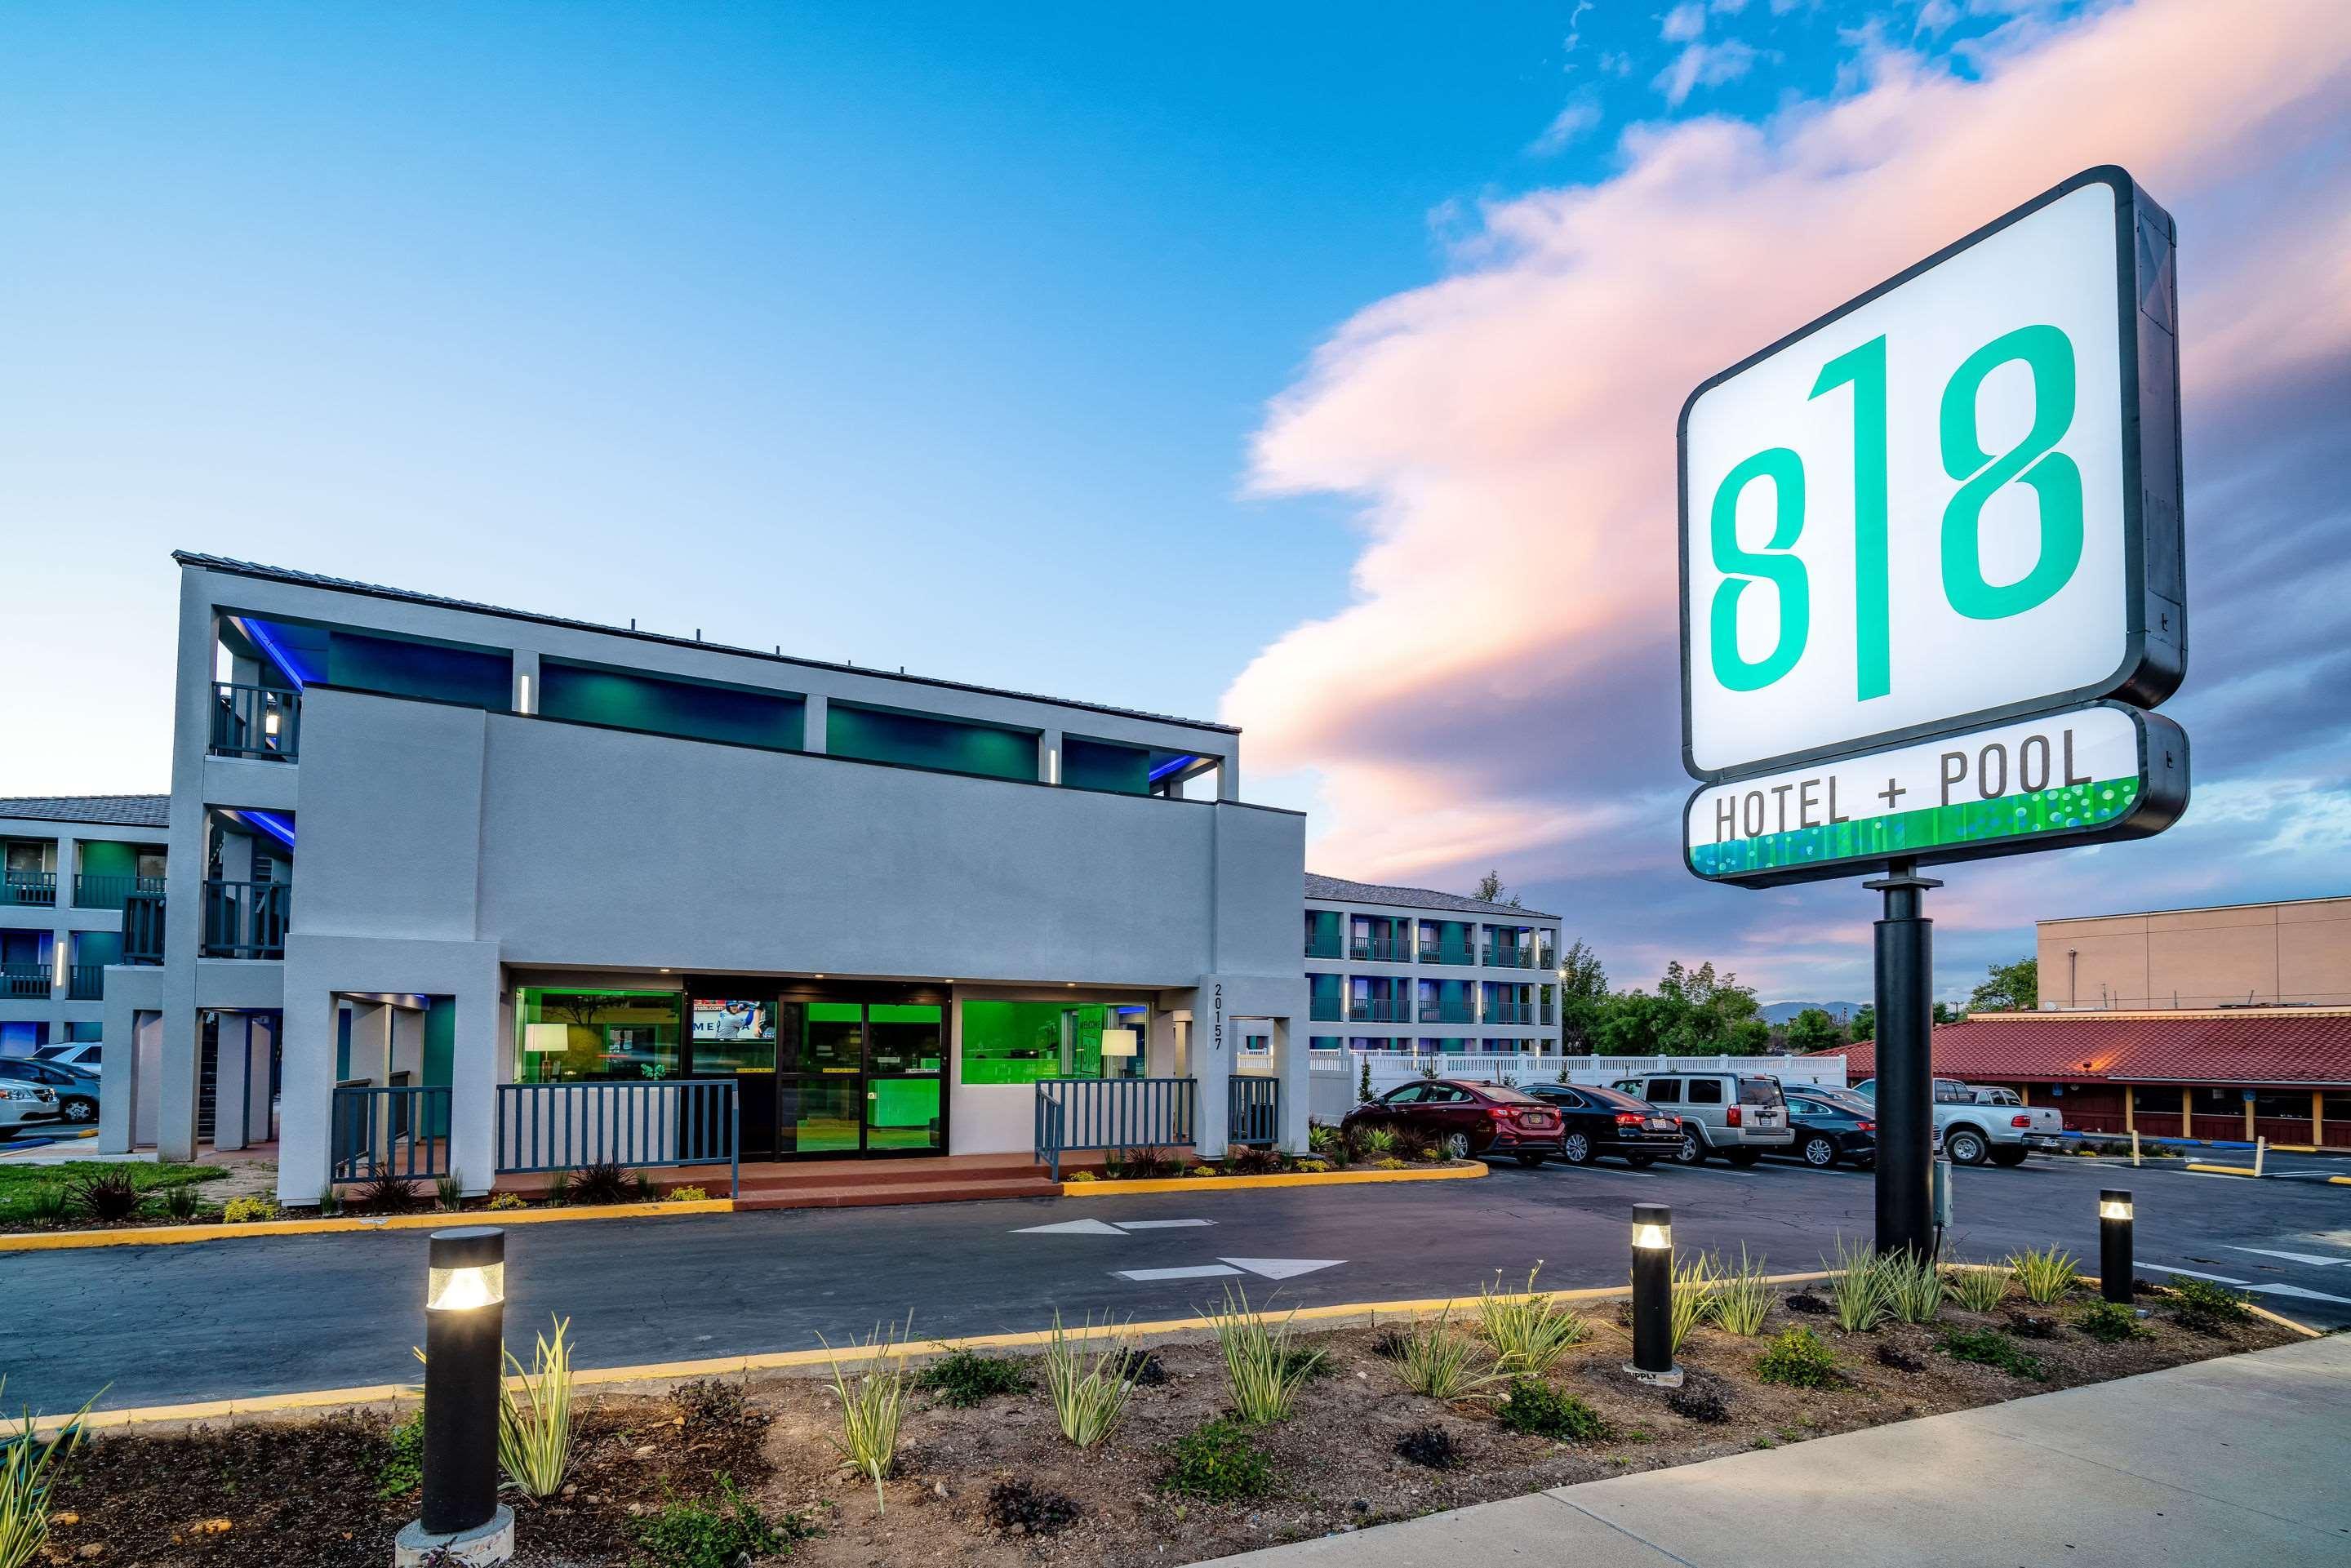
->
[5,1,2344,1004]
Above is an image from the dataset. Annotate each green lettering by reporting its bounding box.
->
[1709,447,1808,692]
[1810,335,1890,700]
[1940,324,2084,620]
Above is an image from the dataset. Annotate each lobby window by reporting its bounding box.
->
[827,700,1038,783]
[961,1000,1144,1085]
[518,989,683,1083]
[1309,1035,1341,1052]
[540,660,804,751]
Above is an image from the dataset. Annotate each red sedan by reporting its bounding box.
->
[1340,1078,1567,1166]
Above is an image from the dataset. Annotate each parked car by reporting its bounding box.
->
[1340,1078,1566,1165]
[0,1057,98,1126]
[1847,1077,2064,1166]
[1609,1071,1793,1166]
[0,1080,60,1136]
[1518,1082,1682,1167]
[31,1042,101,1070]
[1777,1086,1878,1169]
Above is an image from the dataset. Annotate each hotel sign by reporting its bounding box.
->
[1678,167,2188,886]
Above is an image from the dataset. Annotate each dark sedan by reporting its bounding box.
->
[1519,1082,1682,1166]
[1778,1086,1878,1169]
[1340,1079,1566,1165]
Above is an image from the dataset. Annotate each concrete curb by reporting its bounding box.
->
[0,1197,735,1252]
[2183,1162,2260,1178]
[1062,1162,1487,1197]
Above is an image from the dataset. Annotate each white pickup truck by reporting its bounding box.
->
[1849,1078,2067,1166]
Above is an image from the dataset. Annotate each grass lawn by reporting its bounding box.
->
[0,1161,227,1224]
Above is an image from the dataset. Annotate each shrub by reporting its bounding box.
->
[1,1381,94,1568]
[1874,1340,1925,1373]
[1358,1059,1375,1104]
[1106,1145,1182,1181]
[1064,1170,1098,1183]
[1391,1307,1500,1401]
[633,1476,793,1568]
[1704,1247,1773,1337]
[1669,1252,1716,1353]
[670,1379,749,1435]
[1665,1376,1731,1422]
[1478,1265,1593,1374]
[1307,1122,1343,1157]
[916,1348,1031,1408]
[1940,1326,2047,1380]
[160,1182,205,1222]
[376,1410,425,1498]
[1824,1237,1895,1333]
[1784,1291,1830,1316]
[1162,1419,1275,1503]
[499,1316,576,1499]
[1188,1165,1217,1178]
[1393,1425,1458,1468]
[1495,1379,1611,1441]
[985,1478,1079,1535]
[1211,1288,1322,1424]
[1351,1126,1398,1160]
[666,1185,709,1203]
[1390,1122,1439,1162]
[222,1195,280,1224]
[1042,1314,1137,1448]
[822,1319,911,1512]
[1294,1159,1331,1175]
[2166,1275,2253,1334]
[568,1161,635,1206]
[2007,1246,2081,1305]
[20,1185,70,1226]
[1754,1327,1842,1388]
[434,1171,464,1210]
[315,1183,344,1216]
[543,1170,573,1204]
[353,1172,421,1215]
[1226,1145,1288,1177]
[487,1191,527,1211]
[632,1171,659,1202]
[1884,1250,1947,1326]
[66,1170,144,1224]
[1946,1264,2011,1313]
[2072,1300,2146,1344]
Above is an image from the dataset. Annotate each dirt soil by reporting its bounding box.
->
[42,1288,2297,1567]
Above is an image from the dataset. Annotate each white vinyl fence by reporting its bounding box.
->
[1309,1050,1847,1123]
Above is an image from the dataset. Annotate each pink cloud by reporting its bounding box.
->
[1226,0,2351,925]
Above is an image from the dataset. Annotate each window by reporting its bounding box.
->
[1687,1079,1724,1104]
[1737,1077,1783,1105]
[1061,736,1149,795]
[1241,1032,1270,1056]
[1309,1036,1341,1052]
[328,627,512,708]
[1644,1079,1681,1104]
[1384,1083,1429,1104]
[827,701,1038,782]
[1426,1084,1474,1104]
[960,1001,1142,1085]
[518,989,683,1083]
[540,660,804,751]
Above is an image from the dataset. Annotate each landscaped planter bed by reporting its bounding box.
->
[36,1276,2301,1567]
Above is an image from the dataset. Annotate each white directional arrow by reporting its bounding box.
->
[1219,1257,1345,1281]
[2227,1246,2346,1268]
[1117,1264,1243,1281]
[2250,1282,2351,1305]
[1015,1219,1127,1236]
[1117,1219,1215,1230]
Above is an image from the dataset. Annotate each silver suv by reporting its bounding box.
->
[1613,1072,1793,1167]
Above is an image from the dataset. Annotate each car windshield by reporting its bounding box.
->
[1479,1085,1544,1105]
[1581,1086,1650,1112]
[1736,1077,1784,1105]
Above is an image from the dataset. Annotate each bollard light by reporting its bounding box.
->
[2100,1189,2134,1306]
[395,1226,515,1567]
[1624,1202,1682,1386]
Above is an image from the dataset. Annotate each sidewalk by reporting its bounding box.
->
[1201,1334,2351,1568]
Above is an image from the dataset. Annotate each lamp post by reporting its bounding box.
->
[394,1227,514,1567]
[2099,1190,2134,1306]
[1625,1202,1682,1387]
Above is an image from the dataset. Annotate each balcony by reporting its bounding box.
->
[3,871,56,908]
[67,965,104,1002]
[1349,998,1412,1023]
[1309,997,1344,1022]
[1485,1002,1535,1025]
[1420,944,1476,966]
[201,880,291,959]
[1482,944,1538,969]
[1349,939,1412,962]
[0,965,49,999]
[210,682,302,762]
[122,892,166,964]
[1418,1002,1473,1024]
[73,873,167,911]
[1304,934,1344,960]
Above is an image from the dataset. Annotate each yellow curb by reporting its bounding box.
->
[0,1198,734,1252]
[2183,1162,2260,1178]
[1060,1162,1487,1197]
[2331,1175,2351,1187]
[29,1272,1839,1437]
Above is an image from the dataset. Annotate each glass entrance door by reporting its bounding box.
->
[686,988,949,1159]
[784,1002,865,1157]
[863,1004,944,1156]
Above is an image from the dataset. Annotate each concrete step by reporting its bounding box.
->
[733,1157,1051,1191]
[733,1175,1063,1210]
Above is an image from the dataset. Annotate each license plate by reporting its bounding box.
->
[2025,1135,2063,1149]
[1647,1119,1673,1131]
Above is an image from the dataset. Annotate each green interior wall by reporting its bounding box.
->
[422,997,455,1137]
[329,629,512,709]
[336,1006,351,1080]
[73,931,122,966]
[826,702,1037,783]
[540,661,804,751]
[961,1000,1114,1085]
[1061,736,1149,794]
[78,842,137,879]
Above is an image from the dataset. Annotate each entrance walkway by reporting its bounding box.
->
[1200,1333,2351,1567]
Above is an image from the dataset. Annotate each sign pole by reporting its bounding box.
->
[1865,859,1940,1259]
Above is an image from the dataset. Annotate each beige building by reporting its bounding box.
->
[2038,895,2351,1011]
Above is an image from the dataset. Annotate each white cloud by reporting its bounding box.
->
[1529,97,1604,154]
[1654,38,1762,104]
[1661,2,1709,42]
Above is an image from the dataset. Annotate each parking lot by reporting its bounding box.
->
[6,1145,2345,1416]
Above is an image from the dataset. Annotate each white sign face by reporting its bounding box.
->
[1682,171,2168,779]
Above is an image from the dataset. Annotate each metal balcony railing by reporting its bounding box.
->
[67,965,104,1002]
[1229,1075,1281,1148]
[1350,939,1412,962]
[202,879,291,959]
[210,682,302,761]
[1304,934,1344,959]
[1309,998,1344,1022]
[2,871,56,908]
[1484,1003,1535,1025]
[1420,944,1477,966]
[1349,998,1411,1023]
[0,966,51,999]
[122,891,166,964]
[72,873,167,911]
[1418,1002,1474,1024]
[1482,944,1538,968]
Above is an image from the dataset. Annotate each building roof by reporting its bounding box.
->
[1811,1010,2351,1086]
[174,551,1238,735]
[0,795,171,829]
[1304,871,1558,921]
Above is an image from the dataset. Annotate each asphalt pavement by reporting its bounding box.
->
[6,1149,2347,1415]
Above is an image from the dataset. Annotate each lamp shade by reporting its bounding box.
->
[522,1023,570,1054]
[1100,1028,1140,1058]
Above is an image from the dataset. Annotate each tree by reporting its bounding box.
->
[1931,1001,1962,1025]
[1848,1005,1875,1042]
[1783,1007,1843,1054]
[1555,939,1609,1051]
[1473,870,1523,908]
[1585,960,1767,1056]
[1968,957,2038,1013]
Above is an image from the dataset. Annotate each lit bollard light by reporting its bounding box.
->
[394,1227,515,1567]
[1625,1202,1682,1387]
[2100,1190,2134,1306]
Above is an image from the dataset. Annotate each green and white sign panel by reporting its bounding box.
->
[1685,701,2187,887]
[1679,167,2184,783]
[1677,166,2188,888]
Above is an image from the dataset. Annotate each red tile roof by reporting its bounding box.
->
[1811,1011,2351,1086]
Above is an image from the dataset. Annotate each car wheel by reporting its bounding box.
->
[1560,1131,1595,1166]
[1514,1153,1545,1168]
[1989,1145,2029,1168]
[60,1097,98,1125]
[1801,1135,1838,1168]
[1442,1131,1472,1161]
[1726,1148,1762,1168]
[1946,1127,1989,1166]
[1624,1153,1657,1169]
[1673,1130,1707,1166]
